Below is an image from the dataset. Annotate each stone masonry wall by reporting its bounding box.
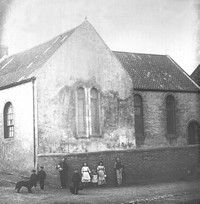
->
[38,145,200,187]
[33,21,134,154]
[134,91,200,147]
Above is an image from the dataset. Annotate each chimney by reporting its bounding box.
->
[0,45,8,59]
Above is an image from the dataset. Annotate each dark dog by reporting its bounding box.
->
[15,180,34,193]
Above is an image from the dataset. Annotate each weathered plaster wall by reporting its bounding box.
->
[0,82,34,172]
[134,91,200,147]
[33,21,134,154]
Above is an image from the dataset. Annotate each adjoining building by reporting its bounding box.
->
[191,64,200,86]
[0,20,199,185]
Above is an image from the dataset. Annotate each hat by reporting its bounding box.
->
[32,169,36,172]
[40,166,44,169]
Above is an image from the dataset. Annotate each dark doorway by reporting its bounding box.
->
[188,121,200,145]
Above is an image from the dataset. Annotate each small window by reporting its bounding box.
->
[4,102,14,138]
[90,88,100,135]
[166,95,176,134]
[77,87,86,135]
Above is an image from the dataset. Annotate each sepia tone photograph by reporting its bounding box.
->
[0,0,200,203]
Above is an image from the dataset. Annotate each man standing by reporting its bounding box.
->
[57,158,69,189]
[114,157,124,186]
[37,166,47,190]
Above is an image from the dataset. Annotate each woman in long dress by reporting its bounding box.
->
[97,161,106,186]
[81,162,91,185]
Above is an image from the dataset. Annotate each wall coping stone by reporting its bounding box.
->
[38,144,200,157]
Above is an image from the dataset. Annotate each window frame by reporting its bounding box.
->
[134,94,144,147]
[75,87,88,138]
[4,102,14,139]
[166,95,176,136]
[75,86,101,138]
[187,120,200,145]
[88,87,101,137]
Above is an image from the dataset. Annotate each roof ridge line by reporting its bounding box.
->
[167,55,200,90]
[6,24,81,58]
[112,50,167,57]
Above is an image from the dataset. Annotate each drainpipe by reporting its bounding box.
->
[32,77,37,168]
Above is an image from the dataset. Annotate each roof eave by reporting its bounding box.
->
[133,88,200,93]
[0,77,36,91]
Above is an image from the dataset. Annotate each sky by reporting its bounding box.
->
[0,0,200,74]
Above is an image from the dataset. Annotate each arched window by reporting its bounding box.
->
[4,102,14,138]
[188,121,200,145]
[77,87,86,135]
[90,88,100,135]
[76,86,101,137]
[166,95,176,134]
[134,95,143,134]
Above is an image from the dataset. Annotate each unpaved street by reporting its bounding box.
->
[0,180,200,204]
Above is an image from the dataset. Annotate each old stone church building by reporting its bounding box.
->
[0,20,199,185]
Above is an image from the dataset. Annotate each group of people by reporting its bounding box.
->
[56,157,124,195]
[26,157,124,195]
[70,161,107,195]
[81,161,107,187]
[29,166,47,191]
[56,159,107,195]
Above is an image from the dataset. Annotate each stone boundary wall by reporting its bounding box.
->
[38,145,200,187]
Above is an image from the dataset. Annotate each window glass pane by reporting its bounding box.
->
[166,96,175,134]
[135,107,141,115]
[91,88,100,135]
[134,95,143,134]
[166,95,175,109]
[4,102,14,138]
[77,88,86,135]
[77,87,84,99]
[134,95,141,106]
[91,88,98,99]
[8,126,14,137]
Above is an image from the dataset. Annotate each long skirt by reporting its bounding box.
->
[81,172,91,183]
[98,170,106,185]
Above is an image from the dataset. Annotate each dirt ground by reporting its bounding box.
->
[0,180,200,204]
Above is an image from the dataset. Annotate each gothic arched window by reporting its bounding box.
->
[188,121,200,145]
[90,88,100,135]
[77,87,86,135]
[166,95,176,134]
[134,94,144,135]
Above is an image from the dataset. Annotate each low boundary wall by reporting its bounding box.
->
[38,145,200,187]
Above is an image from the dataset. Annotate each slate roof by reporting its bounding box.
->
[191,65,200,86]
[0,21,199,93]
[0,26,77,88]
[114,51,200,92]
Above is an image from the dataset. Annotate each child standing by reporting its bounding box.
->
[91,170,98,187]
[30,169,38,188]
[37,166,47,190]
[71,169,81,195]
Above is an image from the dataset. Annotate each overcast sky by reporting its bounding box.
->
[1,0,200,74]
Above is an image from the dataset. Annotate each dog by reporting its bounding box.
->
[15,180,34,193]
